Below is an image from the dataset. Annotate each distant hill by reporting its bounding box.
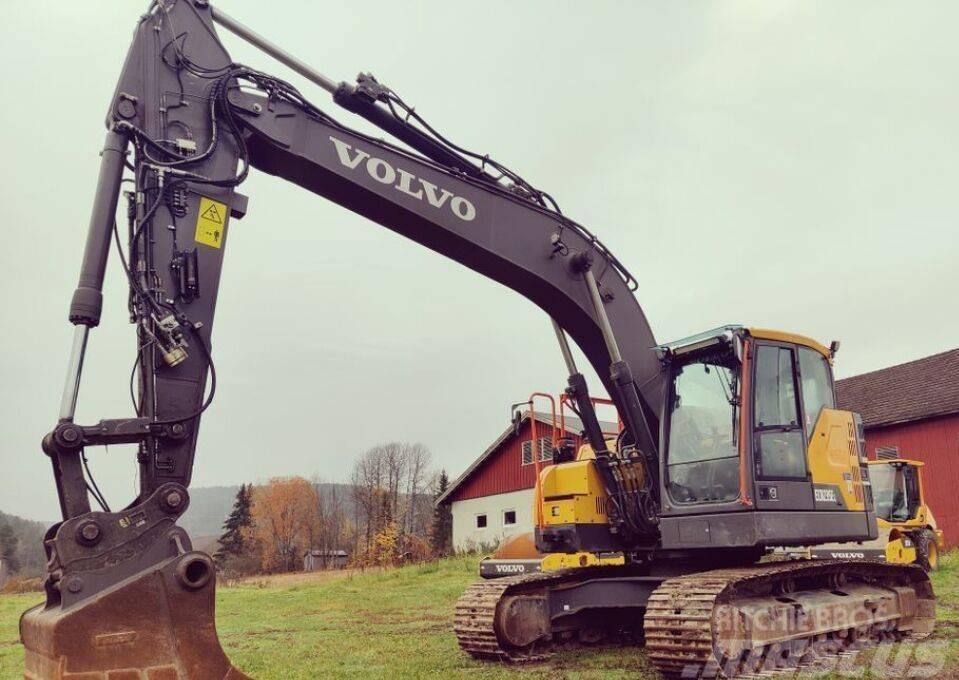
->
[0,483,359,576]
[0,487,248,576]
[179,485,242,539]
[181,483,358,543]
[0,511,50,577]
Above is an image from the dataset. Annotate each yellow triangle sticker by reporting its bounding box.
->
[195,197,228,249]
[201,203,223,224]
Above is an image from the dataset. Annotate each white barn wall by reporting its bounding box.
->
[451,489,535,551]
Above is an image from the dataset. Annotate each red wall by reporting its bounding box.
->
[864,413,959,547]
[449,421,585,503]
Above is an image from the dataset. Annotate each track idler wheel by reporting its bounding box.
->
[494,593,551,649]
[20,551,247,680]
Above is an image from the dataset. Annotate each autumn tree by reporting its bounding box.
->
[367,520,399,567]
[316,482,348,553]
[248,477,321,573]
[302,478,351,558]
[351,448,386,550]
[403,444,432,536]
[350,442,435,553]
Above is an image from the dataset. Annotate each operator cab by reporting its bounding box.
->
[652,325,877,551]
[870,460,922,523]
[538,325,878,556]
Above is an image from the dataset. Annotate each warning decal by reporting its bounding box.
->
[195,196,227,248]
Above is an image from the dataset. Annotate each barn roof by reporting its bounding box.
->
[836,348,959,428]
[437,411,618,506]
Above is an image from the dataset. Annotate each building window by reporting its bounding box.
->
[476,514,487,529]
[522,437,552,465]
[876,446,899,460]
[503,510,517,526]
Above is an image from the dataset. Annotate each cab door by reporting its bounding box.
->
[751,343,815,510]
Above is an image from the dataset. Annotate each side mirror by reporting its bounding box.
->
[830,340,841,358]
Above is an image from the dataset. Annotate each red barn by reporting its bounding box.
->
[837,348,959,546]
[438,411,617,551]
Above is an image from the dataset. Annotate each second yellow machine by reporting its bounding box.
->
[798,459,944,569]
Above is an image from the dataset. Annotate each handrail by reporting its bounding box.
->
[528,392,557,530]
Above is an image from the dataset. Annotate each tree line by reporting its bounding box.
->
[0,512,48,578]
[215,442,452,575]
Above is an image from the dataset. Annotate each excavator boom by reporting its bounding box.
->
[51,0,662,514]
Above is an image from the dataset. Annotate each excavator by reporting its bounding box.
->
[25,2,935,678]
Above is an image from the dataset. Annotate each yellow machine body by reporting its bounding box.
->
[805,408,869,512]
[884,535,918,565]
[539,446,611,528]
[542,551,625,570]
[869,459,939,530]
[796,458,944,570]
[869,459,944,568]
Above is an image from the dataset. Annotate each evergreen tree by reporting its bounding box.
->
[0,521,20,574]
[214,484,253,565]
[430,470,453,556]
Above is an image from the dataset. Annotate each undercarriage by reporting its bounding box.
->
[454,559,935,678]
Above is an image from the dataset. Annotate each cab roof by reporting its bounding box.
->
[656,325,833,361]
[867,459,925,467]
[747,328,833,360]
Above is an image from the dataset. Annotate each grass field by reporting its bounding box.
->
[1,554,957,679]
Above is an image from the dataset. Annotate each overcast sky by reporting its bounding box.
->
[0,1,956,521]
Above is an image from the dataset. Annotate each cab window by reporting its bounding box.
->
[665,359,740,504]
[798,348,835,437]
[754,345,807,480]
[871,464,920,522]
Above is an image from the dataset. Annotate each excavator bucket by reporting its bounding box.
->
[20,551,247,680]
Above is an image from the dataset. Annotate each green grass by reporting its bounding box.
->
[1,553,958,679]
[0,594,35,679]
[216,557,660,680]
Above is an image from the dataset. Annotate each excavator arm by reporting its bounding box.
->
[26,3,665,676]
[49,1,663,527]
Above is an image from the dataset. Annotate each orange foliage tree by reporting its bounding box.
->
[246,477,320,573]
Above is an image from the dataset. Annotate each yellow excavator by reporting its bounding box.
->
[455,328,936,676]
[484,455,944,583]
[30,2,934,678]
